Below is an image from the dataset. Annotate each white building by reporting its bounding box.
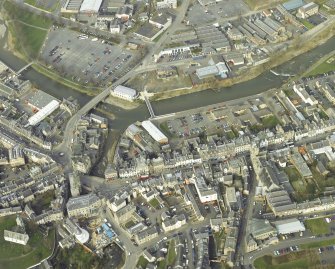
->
[162,214,187,232]
[274,218,306,234]
[196,62,229,80]
[297,2,319,18]
[191,176,218,203]
[157,0,177,9]
[27,100,60,126]
[142,120,168,144]
[111,85,138,101]
[293,85,318,106]
[63,218,90,244]
[4,230,29,245]
[79,0,103,13]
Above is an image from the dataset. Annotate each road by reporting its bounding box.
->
[141,0,191,66]
[236,166,257,263]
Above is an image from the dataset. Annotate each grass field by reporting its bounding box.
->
[0,216,54,269]
[31,190,55,215]
[24,0,60,12]
[244,0,285,9]
[300,19,314,30]
[300,239,335,250]
[136,255,148,269]
[157,240,176,269]
[261,115,280,129]
[305,218,330,235]
[254,250,320,269]
[149,198,161,209]
[3,1,52,59]
[306,53,335,76]
[56,245,101,269]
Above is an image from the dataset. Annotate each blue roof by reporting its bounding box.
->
[102,224,115,239]
[282,0,304,10]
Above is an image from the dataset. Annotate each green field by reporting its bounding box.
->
[300,19,314,30]
[244,0,286,9]
[24,0,60,12]
[3,1,52,59]
[306,53,335,76]
[300,238,335,250]
[305,218,330,235]
[31,190,55,214]
[149,198,161,209]
[0,216,54,269]
[136,255,149,269]
[254,250,320,269]
[157,240,176,269]
[261,115,280,129]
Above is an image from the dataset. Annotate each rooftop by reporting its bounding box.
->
[67,193,100,211]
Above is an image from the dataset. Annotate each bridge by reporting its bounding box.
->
[144,95,155,118]
[270,69,295,77]
[16,62,34,75]
[59,71,135,151]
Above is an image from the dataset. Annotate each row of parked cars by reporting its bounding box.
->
[319,245,335,254]
[273,245,299,256]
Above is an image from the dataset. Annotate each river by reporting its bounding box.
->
[0,17,334,132]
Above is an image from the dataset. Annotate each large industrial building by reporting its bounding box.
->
[111,85,138,101]
[27,90,59,111]
[27,100,60,126]
[79,0,103,13]
[61,0,83,13]
[274,218,306,235]
[142,120,168,144]
[196,63,229,80]
[282,0,305,11]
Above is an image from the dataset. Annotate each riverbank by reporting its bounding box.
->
[150,19,335,102]
[302,50,335,77]
[104,96,141,110]
[2,0,335,106]
[32,63,103,96]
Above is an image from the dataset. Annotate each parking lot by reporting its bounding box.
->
[41,28,136,87]
[186,0,250,26]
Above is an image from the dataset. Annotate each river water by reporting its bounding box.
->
[0,17,334,132]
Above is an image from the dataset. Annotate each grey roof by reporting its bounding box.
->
[27,90,58,110]
[67,193,100,211]
[250,219,276,238]
[282,0,305,10]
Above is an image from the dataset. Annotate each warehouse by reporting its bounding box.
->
[196,62,229,80]
[61,0,83,13]
[27,100,60,126]
[112,85,138,101]
[274,218,306,234]
[142,120,168,144]
[282,0,305,11]
[80,0,103,13]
